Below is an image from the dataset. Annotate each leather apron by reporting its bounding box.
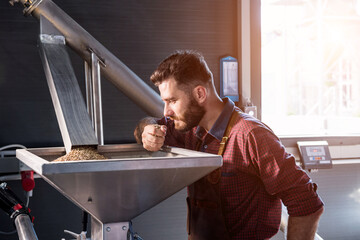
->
[187,110,239,240]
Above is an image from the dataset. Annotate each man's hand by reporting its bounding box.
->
[141,124,167,151]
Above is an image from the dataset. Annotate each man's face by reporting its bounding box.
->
[158,78,205,132]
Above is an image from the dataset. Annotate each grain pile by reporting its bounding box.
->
[53,146,106,162]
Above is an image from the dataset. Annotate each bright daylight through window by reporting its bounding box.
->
[261,0,360,136]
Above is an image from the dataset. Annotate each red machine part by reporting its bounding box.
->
[21,171,35,192]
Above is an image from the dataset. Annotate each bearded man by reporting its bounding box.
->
[134,50,323,240]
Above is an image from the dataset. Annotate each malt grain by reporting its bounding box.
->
[53,146,106,162]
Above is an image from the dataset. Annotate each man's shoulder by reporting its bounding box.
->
[230,111,280,140]
[232,111,267,132]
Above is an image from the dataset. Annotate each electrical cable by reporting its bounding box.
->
[0,229,16,235]
[25,191,31,208]
[0,144,26,152]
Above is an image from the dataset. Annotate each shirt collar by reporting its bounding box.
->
[195,97,235,141]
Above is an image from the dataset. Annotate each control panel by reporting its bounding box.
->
[297,141,333,170]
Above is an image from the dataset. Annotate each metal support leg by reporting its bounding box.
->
[91,217,129,240]
[85,50,104,146]
[85,61,94,125]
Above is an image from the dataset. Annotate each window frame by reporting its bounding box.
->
[241,0,360,147]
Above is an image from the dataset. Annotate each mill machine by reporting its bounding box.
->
[6,0,223,239]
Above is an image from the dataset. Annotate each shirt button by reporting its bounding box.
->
[203,145,208,149]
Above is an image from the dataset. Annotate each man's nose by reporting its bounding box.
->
[164,103,173,117]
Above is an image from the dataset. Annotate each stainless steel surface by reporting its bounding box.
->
[91,51,104,145]
[17,0,164,118]
[85,61,94,125]
[16,144,222,223]
[38,16,98,153]
[14,214,39,240]
[91,218,129,240]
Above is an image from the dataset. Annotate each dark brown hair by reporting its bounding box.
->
[150,50,213,89]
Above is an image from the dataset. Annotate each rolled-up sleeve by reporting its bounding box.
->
[247,127,324,217]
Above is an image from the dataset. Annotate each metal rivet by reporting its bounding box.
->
[122,226,127,231]
[106,227,111,232]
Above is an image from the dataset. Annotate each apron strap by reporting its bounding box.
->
[217,109,239,156]
[207,109,240,185]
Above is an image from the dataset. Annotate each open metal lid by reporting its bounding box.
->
[16,144,222,223]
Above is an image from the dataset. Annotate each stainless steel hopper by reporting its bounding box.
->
[16,144,222,239]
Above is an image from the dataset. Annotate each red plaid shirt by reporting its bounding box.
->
[159,98,323,239]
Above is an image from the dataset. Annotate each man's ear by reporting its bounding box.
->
[192,85,207,104]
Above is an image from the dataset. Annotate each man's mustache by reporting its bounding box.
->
[167,116,179,121]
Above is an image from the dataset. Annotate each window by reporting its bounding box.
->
[261,0,360,136]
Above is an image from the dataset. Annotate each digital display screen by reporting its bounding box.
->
[297,141,332,170]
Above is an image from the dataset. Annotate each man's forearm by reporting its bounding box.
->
[287,207,324,240]
[134,117,158,143]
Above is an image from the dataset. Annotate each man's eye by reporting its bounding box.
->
[169,100,176,104]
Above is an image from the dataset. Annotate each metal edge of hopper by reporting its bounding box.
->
[16,144,223,175]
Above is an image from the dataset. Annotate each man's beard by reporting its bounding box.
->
[173,98,205,132]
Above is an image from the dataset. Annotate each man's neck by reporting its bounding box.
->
[199,97,225,132]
